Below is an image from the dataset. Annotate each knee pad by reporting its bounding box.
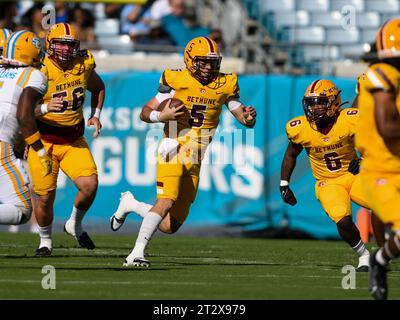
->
[15,203,32,225]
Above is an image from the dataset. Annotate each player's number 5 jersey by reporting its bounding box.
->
[160,69,239,128]
[286,109,359,180]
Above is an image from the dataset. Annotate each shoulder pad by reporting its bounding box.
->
[286,116,306,141]
[366,62,399,92]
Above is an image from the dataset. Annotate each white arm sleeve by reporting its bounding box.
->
[25,69,48,95]
[155,90,175,103]
[227,99,242,111]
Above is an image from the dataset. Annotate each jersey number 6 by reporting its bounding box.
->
[324,152,342,171]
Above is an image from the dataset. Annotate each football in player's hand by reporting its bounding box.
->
[158,98,191,137]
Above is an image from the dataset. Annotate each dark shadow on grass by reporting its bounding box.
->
[316,264,351,270]
[0,254,129,259]
[0,265,179,271]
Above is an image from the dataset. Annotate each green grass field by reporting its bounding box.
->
[0,232,398,300]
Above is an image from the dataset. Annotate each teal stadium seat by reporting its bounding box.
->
[330,0,365,12]
[94,19,120,37]
[356,12,380,28]
[366,0,400,13]
[361,28,379,43]
[301,45,340,61]
[273,11,310,29]
[97,35,133,54]
[311,11,345,27]
[340,44,368,59]
[325,28,359,44]
[381,13,400,24]
[288,26,325,43]
[259,0,295,13]
[297,0,329,12]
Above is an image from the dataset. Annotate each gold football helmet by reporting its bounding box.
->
[3,30,44,68]
[184,36,222,84]
[302,80,343,127]
[376,17,400,59]
[0,28,11,58]
[46,23,80,64]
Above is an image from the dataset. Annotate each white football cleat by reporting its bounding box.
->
[123,255,150,268]
[64,219,95,250]
[356,251,370,272]
[110,191,136,231]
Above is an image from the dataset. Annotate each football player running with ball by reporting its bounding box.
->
[28,23,105,256]
[110,36,257,267]
[280,79,370,272]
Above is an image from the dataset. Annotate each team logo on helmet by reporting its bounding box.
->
[32,37,41,49]
[3,30,44,67]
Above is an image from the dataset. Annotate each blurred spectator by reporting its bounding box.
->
[149,0,172,20]
[161,0,209,49]
[105,3,123,19]
[69,5,96,46]
[18,2,47,42]
[54,1,70,23]
[209,28,229,56]
[0,1,17,30]
[120,1,156,37]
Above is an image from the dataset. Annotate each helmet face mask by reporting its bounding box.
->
[303,80,342,129]
[46,23,80,67]
[303,96,333,124]
[191,56,221,84]
[184,37,222,85]
[49,38,79,65]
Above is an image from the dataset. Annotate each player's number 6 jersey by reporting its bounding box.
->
[286,109,359,180]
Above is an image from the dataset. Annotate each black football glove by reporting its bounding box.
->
[280,185,297,206]
[348,158,361,175]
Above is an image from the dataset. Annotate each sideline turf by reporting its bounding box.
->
[0,232,397,299]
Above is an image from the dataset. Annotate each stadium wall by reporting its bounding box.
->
[53,71,360,239]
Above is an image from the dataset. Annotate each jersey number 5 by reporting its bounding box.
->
[324,152,342,171]
[189,104,207,128]
[52,86,85,113]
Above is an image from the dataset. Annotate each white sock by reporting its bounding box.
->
[70,206,86,224]
[134,201,152,218]
[376,248,389,266]
[38,224,52,249]
[0,204,23,225]
[69,206,86,235]
[130,211,162,258]
[352,240,368,257]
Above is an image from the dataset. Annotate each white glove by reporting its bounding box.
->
[158,138,179,161]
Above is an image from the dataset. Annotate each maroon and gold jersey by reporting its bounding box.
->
[38,49,95,127]
[286,108,359,180]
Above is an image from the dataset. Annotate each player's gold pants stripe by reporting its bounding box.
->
[16,67,33,87]
[0,142,30,209]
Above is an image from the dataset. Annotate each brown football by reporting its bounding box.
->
[158,98,191,137]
